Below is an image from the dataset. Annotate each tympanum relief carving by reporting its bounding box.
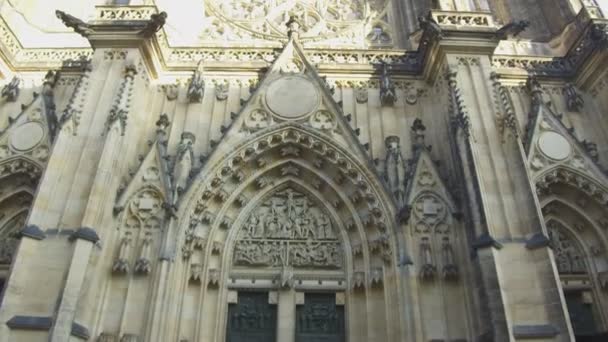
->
[233,188,343,269]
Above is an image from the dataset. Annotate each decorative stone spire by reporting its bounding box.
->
[172,132,195,205]
[106,64,138,136]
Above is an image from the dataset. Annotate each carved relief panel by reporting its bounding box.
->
[233,188,343,269]
[202,0,393,47]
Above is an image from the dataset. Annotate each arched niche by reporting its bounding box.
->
[537,168,608,336]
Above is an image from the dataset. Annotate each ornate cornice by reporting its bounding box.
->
[0,5,606,87]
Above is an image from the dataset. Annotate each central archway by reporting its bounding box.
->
[173,124,406,342]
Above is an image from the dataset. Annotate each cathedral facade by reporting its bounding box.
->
[0,0,608,341]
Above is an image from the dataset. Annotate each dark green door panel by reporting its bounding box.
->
[296,293,345,342]
[227,292,277,342]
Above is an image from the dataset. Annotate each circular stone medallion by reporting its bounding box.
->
[10,122,44,152]
[538,131,571,161]
[265,76,319,119]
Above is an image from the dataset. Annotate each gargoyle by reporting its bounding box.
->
[55,10,92,37]
[139,12,168,38]
[496,20,530,40]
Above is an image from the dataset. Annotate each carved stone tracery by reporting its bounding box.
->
[233,187,343,269]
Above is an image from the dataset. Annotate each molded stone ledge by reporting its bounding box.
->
[6,315,52,331]
[472,233,503,251]
[512,324,559,339]
[525,233,551,250]
[18,225,46,240]
[69,227,100,243]
[71,321,90,340]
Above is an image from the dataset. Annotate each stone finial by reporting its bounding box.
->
[286,15,301,39]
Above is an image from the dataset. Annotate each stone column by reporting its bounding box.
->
[277,290,296,342]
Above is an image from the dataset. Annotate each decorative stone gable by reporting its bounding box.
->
[524,83,608,201]
[233,187,343,269]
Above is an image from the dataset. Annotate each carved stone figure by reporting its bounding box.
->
[411,118,426,149]
[173,132,195,204]
[384,136,406,208]
[55,10,92,37]
[549,227,587,274]
[113,235,131,273]
[379,63,396,106]
[355,87,368,104]
[233,188,342,269]
[565,83,584,112]
[187,62,205,103]
[1,76,20,102]
[134,235,152,274]
[582,140,599,162]
[419,237,436,280]
[215,83,229,101]
[441,237,458,280]
[42,71,59,140]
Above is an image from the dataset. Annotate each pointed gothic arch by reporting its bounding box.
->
[173,123,406,341]
[538,170,608,335]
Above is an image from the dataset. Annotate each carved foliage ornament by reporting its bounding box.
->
[233,188,343,269]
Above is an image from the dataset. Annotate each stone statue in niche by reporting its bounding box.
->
[1,76,20,102]
[564,83,584,112]
[233,188,343,269]
[384,136,406,208]
[419,237,436,280]
[173,132,195,205]
[441,237,458,280]
[187,62,205,103]
[379,63,396,106]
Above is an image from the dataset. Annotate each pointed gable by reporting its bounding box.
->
[524,92,608,185]
[115,140,173,212]
[204,34,372,167]
[0,91,54,168]
[405,147,457,214]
